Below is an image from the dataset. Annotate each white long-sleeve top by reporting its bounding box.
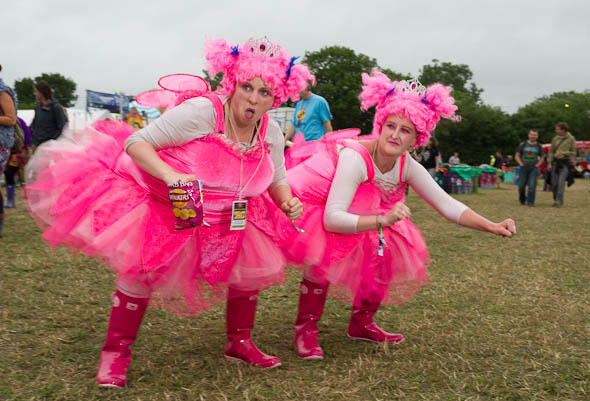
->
[324,147,470,233]
[124,96,288,190]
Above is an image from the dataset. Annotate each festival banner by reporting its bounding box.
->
[86,89,129,113]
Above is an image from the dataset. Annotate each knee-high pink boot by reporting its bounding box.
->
[347,288,404,344]
[294,279,329,360]
[224,288,281,369]
[96,290,149,387]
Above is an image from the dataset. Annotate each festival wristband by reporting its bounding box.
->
[377,215,386,256]
[291,221,306,233]
[284,199,305,233]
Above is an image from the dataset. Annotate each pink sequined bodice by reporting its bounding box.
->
[348,180,407,216]
[289,140,406,213]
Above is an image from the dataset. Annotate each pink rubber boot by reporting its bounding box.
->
[294,279,329,360]
[224,288,281,369]
[347,289,404,344]
[96,290,149,387]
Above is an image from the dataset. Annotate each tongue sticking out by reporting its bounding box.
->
[244,109,255,119]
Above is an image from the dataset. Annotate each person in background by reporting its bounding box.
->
[0,64,17,237]
[448,152,460,166]
[515,129,544,206]
[492,151,504,169]
[141,110,149,126]
[276,71,516,361]
[30,81,67,149]
[4,117,31,207]
[547,122,576,207]
[419,137,441,177]
[285,82,333,144]
[504,154,514,167]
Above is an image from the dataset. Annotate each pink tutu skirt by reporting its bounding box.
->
[25,118,285,316]
[282,200,430,306]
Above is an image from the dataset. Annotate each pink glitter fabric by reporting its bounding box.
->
[284,129,361,170]
[24,94,285,317]
[273,132,430,306]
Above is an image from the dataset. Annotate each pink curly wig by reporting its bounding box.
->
[205,37,315,109]
[359,69,459,146]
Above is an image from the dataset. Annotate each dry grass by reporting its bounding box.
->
[1,180,588,400]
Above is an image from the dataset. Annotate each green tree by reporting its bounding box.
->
[434,92,516,165]
[417,59,518,164]
[202,70,223,92]
[14,73,77,108]
[419,59,483,103]
[302,46,408,134]
[511,91,590,143]
[14,78,35,109]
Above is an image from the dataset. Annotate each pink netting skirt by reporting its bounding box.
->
[278,201,430,306]
[285,129,362,169]
[24,121,285,316]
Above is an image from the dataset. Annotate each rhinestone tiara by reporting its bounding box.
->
[396,78,427,96]
[246,37,282,58]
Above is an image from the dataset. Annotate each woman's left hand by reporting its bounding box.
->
[491,218,516,238]
[162,172,197,186]
[281,197,303,221]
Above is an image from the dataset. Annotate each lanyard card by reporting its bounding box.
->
[230,200,248,231]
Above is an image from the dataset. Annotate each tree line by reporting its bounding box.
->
[299,46,589,165]
[13,46,590,165]
[14,73,78,109]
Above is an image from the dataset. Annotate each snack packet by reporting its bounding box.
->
[168,180,204,229]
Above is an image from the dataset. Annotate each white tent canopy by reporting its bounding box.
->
[17,108,115,130]
[266,107,294,134]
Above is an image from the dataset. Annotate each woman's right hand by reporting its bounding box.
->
[162,172,196,186]
[489,218,516,238]
[381,202,411,227]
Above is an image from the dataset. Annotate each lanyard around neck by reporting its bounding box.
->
[225,103,266,199]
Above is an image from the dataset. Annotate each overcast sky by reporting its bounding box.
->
[2,0,589,114]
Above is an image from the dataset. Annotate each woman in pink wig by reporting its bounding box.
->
[24,37,312,387]
[276,69,516,360]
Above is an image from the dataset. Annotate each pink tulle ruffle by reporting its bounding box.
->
[24,119,284,317]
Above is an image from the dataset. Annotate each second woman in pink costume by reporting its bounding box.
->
[25,37,312,387]
[278,70,516,360]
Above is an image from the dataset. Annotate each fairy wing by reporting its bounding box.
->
[136,74,211,111]
[157,74,210,94]
[135,89,177,110]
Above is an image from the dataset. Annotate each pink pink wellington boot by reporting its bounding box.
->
[347,297,404,344]
[224,288,281,369]
[96,290,149,387]
[294,279,329,360]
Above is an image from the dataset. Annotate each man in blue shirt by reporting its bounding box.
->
[285,84,333,143]
[515,129,544,206]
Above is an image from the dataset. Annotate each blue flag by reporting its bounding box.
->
[86,90,129,113]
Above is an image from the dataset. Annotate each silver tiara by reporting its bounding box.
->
[247,37,282,58]
[396,78,427,96]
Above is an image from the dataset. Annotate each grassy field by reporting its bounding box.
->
[1,180,589,400]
